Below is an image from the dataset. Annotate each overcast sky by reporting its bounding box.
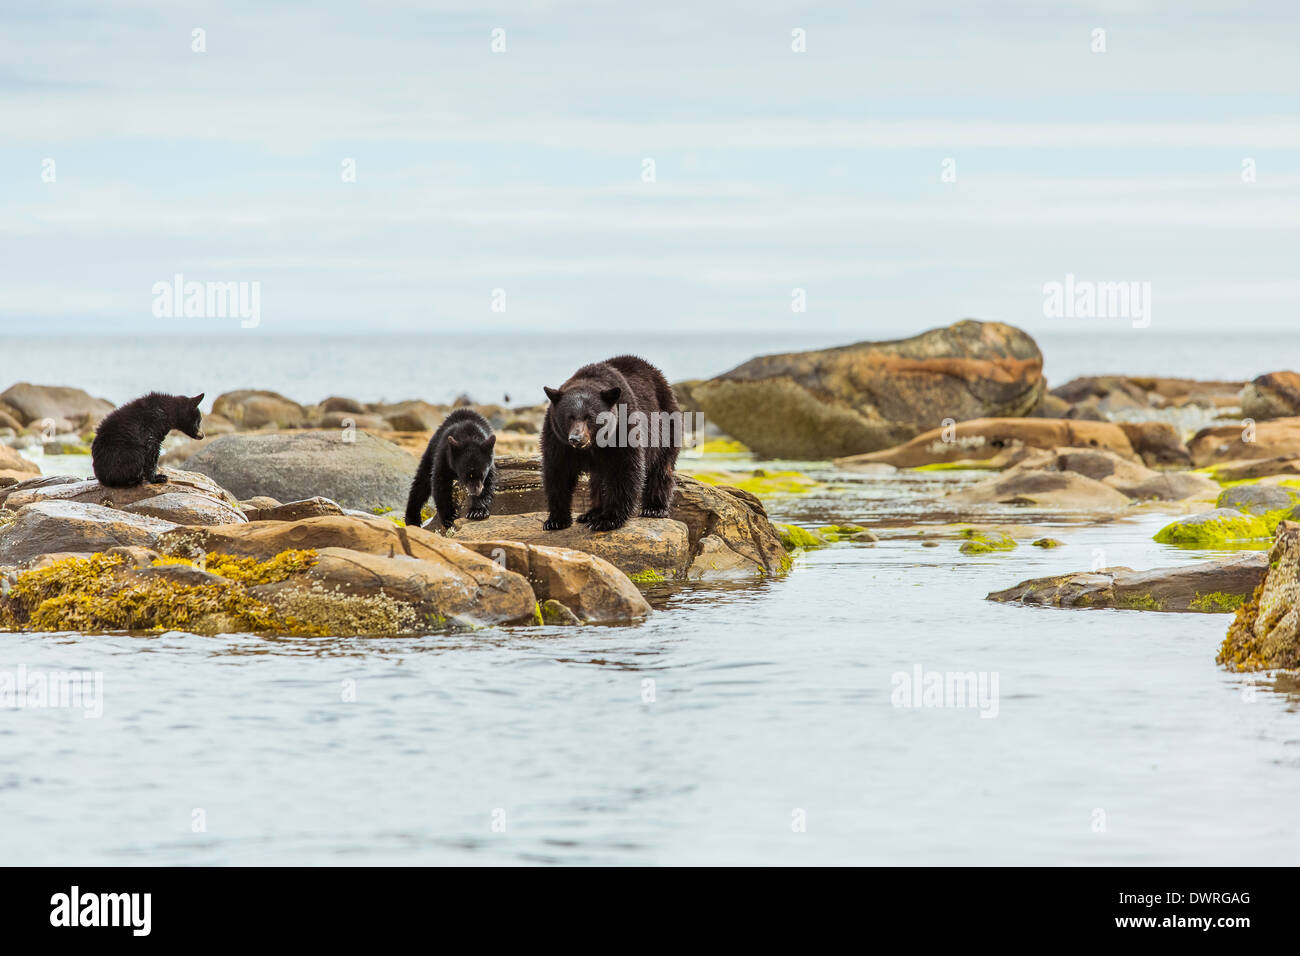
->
[2,0,1298,338]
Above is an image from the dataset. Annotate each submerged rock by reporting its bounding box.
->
[836,418,1137,469]
[988,551,1267,612]
[686,319,1045,459]
[182,431,416,512]
[1218,521,1300,670]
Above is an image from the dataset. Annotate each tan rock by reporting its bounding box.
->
[0,500,179,566]
[1188,418,1300,467]
[454,539,650,623]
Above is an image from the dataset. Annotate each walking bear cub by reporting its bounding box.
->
[404,408,497,528]
[541,354,679,533]
[91,392,205,488]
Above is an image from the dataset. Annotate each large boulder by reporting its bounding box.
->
[474,456,787,578]
[182,431,416,512]
[0,500,178,566]
[454,539,650,623]
[211,389,306,429]
[1218,521,1300,670]
[0,383,114,429]
[448,513,689,579]
[1188,418,1300,467]
[988,552,1267,612]
[836,418,1136,469]
[0,469,246,526]
[1241,371,1300,421]
[687,319,1045,459]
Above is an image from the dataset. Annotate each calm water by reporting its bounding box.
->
[0,329,1293,407]
[2,457,1297,865]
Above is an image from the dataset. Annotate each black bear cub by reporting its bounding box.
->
[404,408,497,528]
[91,392,205,488]
[541,354,679,533]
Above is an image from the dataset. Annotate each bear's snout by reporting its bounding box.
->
[567,423,591,448]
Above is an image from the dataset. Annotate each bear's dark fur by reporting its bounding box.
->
[404,408,497,528]
[541,354,679,532]
[91,392,205,488]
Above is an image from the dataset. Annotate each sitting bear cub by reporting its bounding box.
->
[541,354,680,532]
[91,392,205,488]
[405,408,497,528]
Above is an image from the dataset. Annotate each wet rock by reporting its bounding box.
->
[836,418,1137,469]
[182,431,416,512]
[454,539,650,623]
[0,500,179,566]
[1241,371,1300,421]
[211,389,307,429]
[1152,508,1272,547]
[687,319,1045,459]
[989,551,1266,612]
[1218,521,1300,669]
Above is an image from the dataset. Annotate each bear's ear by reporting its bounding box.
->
[543,386,562,404]
[600,386,621,406]
[484,433,497,451]
[191,393,205,406]
[447,435,461,449]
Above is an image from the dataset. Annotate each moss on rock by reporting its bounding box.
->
[775,524,828,551]
[958,529,1017,554]
[1153,509,1272,548]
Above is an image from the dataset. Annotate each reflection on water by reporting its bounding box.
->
[1,461,1297,865]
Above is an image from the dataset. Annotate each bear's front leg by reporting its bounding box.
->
[585,461,642,532]
[149,473,168,485]
[433,471,458,529]
[542,458,578,531]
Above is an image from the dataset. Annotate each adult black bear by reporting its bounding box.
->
[91,392,205,488]
[404,408,497,528]
[541,355,680,533]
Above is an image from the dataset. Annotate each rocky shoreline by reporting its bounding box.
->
[4,319,1300,668]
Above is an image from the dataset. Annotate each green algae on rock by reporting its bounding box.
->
[1152,508,1272,548]
[1031,537,1064,548]
[958,529,1017,554]
[775,524,828,551]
